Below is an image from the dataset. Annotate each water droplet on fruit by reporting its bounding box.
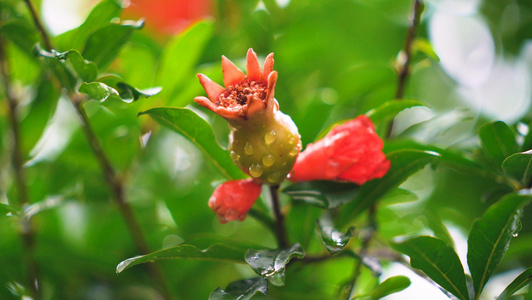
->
[267,172,280,183]
[244,142,254,155]
[262,154,275,166]
[289,147,299,157]
[230,150,240,161]
[289,137,295,145]
[249,163,263,178]
[264,130,276,145]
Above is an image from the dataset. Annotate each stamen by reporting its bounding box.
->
[217,80,267,109]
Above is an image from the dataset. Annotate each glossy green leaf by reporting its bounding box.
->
[283,180,358,209]
[34,45,77,92]
[338,149,439,227]
[209,277,268,300]
[116,243,247,274]
[138,107,246,179]
[0,203,16,216]
[365,99,429,124]
[52,49,98,82]
[316,219,355,255]
[82,20,144,70]
[245,243,305,286]
[496,267,532,300]
[467,193,532,297]
[391,236,470,300]
[98,74,161,102]
[57,0,124,50]
[156,20,214,105]
[79,82,119,102]
[352,276,411,299]
[502,151,532,185]
[479,121,518,166]
[413,38,440,62]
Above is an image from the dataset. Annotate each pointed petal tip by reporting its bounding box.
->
[197,74,224,101]
[222,55,245,87]
[246,48,262,82]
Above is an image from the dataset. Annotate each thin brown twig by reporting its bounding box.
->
[270,185,289,248]
[0,37,41,300]
[386,0,424,139]
[22,1,174,298]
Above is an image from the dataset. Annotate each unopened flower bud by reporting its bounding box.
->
[208,179,262,223]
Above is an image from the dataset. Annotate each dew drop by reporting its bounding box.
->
[267,172,280,183]
[289,147,299,157]
[513,233,519,237]
[230,150,240,161]
[264,130,276,145]
[244,142,254,155]
[289,137,295,145]
[262,154,275,166]
[224,208,240,221]
[249,163,263,178]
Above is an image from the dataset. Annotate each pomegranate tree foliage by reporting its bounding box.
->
[1,0,532,299]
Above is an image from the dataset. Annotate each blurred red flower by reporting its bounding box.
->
[208,179,262,224]
[290,115,390,185]
[125,0,212,35]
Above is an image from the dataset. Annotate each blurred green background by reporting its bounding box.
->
[1,0,532,299]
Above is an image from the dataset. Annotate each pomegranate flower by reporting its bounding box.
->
[208,179,262,223]
[195,49,301,185]
[290,115,390,185]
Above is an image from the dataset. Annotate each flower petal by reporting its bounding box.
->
[197,73,225,101]
[208,179,262,223]
[266,71,278,113]
[263,53,274,82]
[246,48,262,82]
[222,55,246,87]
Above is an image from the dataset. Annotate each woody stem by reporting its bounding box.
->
[270,185,289,248]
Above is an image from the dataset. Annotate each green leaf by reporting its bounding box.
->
[502,151,532,185]
[56,0,125,50]
[138,107,246,180]
[496,267,532,300]
[0,20,39,56]
[365,99,429,125]
[52,49,98,82]
[34,45,77,92]
[391,236,470,300]
[79,82,119,102]
[352,276,411,300]
[479,121,518,166]
[283,180,358,209]
[413,38,440,62]
[316,219,355,255]
[156,20,214,105]
[0,203,16,216]
[467,193,532,297]
[116,243,247,274]
[338,149,439,227]
[209,277,268,300]
[82,20,144,70]
[245,243,305,286]
[98,74,161,102]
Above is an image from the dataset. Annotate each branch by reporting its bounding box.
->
[269,185,289,248]
[387,0,424,138]
[0,37,41,300]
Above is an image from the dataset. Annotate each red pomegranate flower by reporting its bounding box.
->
[195,49,301,185]
[290,115,390,185]
[208,179,262,223]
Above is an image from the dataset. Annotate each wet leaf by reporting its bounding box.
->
[479,121,518,166]
[245,243,305,286]
[352,275,411,299]
[98,74,161,102]
[79,82,119,102]
[82,20,144,70]
[52,49,98,82]
[316,219,355,255]
[467,193,532,296]
[502,151,532,186]
[138,107,246,180]
[209,277,268,300]
[283,180,358,209]
[338,149,439,227]
[391,236,470,300]
[116,243,247,274]
[496,267,532,300]
[34,45,77,92]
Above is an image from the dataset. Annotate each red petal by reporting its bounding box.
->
[208,179,262,223]
[197,73,224,101]
[222,55,245,87]
[246,48,262,82]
